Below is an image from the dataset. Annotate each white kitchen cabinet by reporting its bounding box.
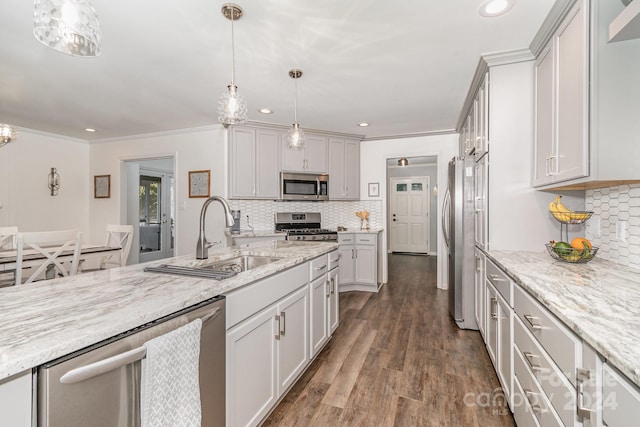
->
[0,372,32,427]
[338,233,378,292]
[474,155,488,250]
[533,0,589,186]
[474,249,486,338]
[229,126,280,199]
[309,274,328,357]
[485,283,498,368]
[276,286,309,396]
[328,266,339,334]
[281,133,328,173]
[328,137,360,200]
[532,0,640,190]
[473,76,488,161]
[226,283,309,427]
[602,363,640,427]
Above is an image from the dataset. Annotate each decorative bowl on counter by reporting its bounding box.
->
[545,243,599,263]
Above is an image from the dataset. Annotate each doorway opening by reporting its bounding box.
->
[121,157,175,265]
[387,156,438,256]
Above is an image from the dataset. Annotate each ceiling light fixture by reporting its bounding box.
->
[358,122,369,127]
[218,3,248,127]
[258,108,273,114]
[479,0,515,17]
[288,69,305,151]
[84,128,96,132]
[33,0,102,57]
[398,157,409,167]
[0,124,17,148]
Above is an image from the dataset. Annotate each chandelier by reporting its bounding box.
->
[0,124,17,148]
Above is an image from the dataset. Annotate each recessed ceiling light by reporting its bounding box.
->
[479,0,515,17]
[258,108,273,114]
[358,122,369,127]
[85,128,96,132]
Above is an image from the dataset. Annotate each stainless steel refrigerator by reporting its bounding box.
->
[442,157,477,330]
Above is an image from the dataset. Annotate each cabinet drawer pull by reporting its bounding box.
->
[523,351,547,373]
[489,274,505,282]
[315,264,327,271]
[523,389,545,413]
[326,280,331,298]
[275,314,281,340]
[490,298,498,319]
[576,368,593,419]
[330,278,335,294]
[280,311,286,336]
[523,314,542,330]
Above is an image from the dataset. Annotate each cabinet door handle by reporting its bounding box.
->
[523,351,547,373]
[275,314,281,340]
[576,368,593,419]
[490,298,498,319]
[549,155,558,176]
[545,156,551,177]
[351,249,354,259]
[280,311,286,336]
[523,314,542,330]
[330,278,335,294]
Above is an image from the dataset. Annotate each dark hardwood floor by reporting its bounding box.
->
[262,254,515,426]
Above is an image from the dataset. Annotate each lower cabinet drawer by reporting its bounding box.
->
[355,234,376,245]
[514,317,577,427]
[602,364,640,427]
[309,254,328,281]
[486,258,512,305]
[513,376,542,427]
[513,348,563,427]
[513,285,581,385]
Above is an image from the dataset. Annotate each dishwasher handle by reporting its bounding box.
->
[59,306,222,385]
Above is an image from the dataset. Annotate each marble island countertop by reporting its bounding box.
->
[0,240,337,380]
[486,250,640,388]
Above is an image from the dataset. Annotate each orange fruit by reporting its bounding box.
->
[571,237,592,250]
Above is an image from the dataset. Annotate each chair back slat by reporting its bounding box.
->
[16,230,82,284]
[0,226,19,250]
[104,224,134,268]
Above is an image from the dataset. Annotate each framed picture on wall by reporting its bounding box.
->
[189,170,211,198]
[94,175,111,198]
[368,182,380,197]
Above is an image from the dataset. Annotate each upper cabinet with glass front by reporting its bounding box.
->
[459,72,489,162]
[532,0,640,190]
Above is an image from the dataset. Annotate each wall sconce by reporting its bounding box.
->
[48,167,60,196]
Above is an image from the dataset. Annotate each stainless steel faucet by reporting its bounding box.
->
[196,196,235,259]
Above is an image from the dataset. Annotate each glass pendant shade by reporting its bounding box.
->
[0,124,17,147]
[218,84,248,125]
[288,123,305,151]
[33,0,102,57]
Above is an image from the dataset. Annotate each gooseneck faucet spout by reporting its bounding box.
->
[196,196,235,259]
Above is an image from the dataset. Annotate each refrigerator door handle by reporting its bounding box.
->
[442,188,451,248]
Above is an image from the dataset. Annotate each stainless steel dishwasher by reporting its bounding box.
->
[37,295,225,427]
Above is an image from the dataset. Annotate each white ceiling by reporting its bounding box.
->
[0,0,555,141]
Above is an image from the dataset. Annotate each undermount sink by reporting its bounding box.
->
[143,255,281,279]
[206,255,281,273]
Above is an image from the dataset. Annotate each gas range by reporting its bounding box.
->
[274,212,338,241]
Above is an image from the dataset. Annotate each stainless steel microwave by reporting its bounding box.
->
[281,172,329,201]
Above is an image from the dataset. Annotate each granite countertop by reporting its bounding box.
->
[225,230,285,238]
[486,250,640,388]
[0,240,337,380]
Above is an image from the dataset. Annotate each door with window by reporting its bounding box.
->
[389,177,430,253]
[139,170,174,263]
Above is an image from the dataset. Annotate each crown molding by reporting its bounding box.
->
[90,124,225,144]
[362,129,457,142]
[245,120,366,140]
[17,127,89,144]
[530,0,577,57]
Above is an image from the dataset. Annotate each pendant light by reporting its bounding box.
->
[33,0,102,57]
[0,124,17,148]
[218,3,248,126]
[288,69,305,151]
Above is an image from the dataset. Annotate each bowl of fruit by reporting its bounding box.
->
[546,238,598,263]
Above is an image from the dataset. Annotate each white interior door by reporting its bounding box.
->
[390,177,430,253]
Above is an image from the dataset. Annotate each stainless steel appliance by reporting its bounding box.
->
[280,172,329,201]
[442,157,477,330]
[274,212,338,241]
[38,296,226,427]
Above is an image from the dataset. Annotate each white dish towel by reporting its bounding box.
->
[141,318,203,427]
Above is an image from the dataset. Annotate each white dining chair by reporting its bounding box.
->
[0,226,19,287]
[15,230,82,284]
[79,224,134,272]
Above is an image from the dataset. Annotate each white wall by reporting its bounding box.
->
[0,129,90,235]
[88,126,227,257]
[360,134,458,289]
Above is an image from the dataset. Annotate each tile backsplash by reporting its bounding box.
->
[585,184,640,269]
[228,200,384,232]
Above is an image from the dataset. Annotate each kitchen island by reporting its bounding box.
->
[0,240,338,381]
